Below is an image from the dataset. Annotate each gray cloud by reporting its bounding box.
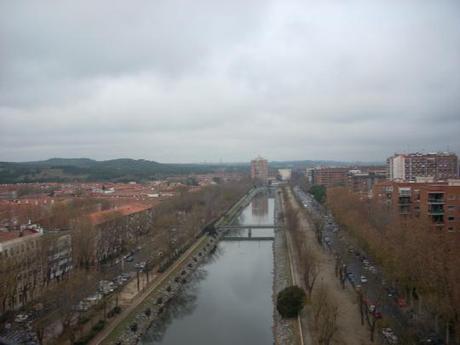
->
[1,0,459,162]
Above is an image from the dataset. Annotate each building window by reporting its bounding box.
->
[447,205,456,211]
[447,227,454,232]
[448,195,456,200]
[448,216,455,221]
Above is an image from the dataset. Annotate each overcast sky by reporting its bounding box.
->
[1,0,459,163]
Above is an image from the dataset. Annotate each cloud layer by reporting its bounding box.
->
[1,0,459,162]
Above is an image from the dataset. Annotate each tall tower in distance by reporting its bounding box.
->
[250,156,268,185]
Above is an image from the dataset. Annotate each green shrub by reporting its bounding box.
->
[277,285,306,318]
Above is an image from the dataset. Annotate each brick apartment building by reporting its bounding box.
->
[310,167,350,188]
[250,156,268,184]
[346,168,387,195]
[387,152,458,181]
[373,180,460,232]
[310,166,386,193]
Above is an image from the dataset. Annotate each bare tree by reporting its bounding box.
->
[300,247,319,298]
[312,284,338,345]
[72,217,97,268]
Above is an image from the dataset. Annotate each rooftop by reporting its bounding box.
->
[89,202,154,225]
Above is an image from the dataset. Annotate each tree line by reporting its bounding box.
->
[327,187,460,343]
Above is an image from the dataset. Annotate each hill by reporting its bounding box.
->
[0,158,243,183]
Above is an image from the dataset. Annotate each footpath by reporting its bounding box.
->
[274,188,304,345]
[284,187,373,345]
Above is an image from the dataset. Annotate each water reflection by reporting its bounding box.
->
[141,193,274,345]
[252,194,269,218]
[141,268,206,343]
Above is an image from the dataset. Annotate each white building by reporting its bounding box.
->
[278,169,292,181]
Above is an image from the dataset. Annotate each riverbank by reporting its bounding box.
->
[96,236,216,345]
[273,188,301,345]
[91,187,258,345]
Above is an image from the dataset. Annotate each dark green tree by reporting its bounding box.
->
[309,185,326,204]
[277,285,306,318]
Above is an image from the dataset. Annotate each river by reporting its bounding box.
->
[140,190,275,345]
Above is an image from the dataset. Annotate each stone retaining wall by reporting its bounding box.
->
[273,188,299,345]
[106,187,265,345]
[107,237,218,345]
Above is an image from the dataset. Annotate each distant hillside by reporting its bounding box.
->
[0,158,245,183]
[0,157,385,184]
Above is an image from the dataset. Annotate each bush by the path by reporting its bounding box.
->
[277,285,306,318]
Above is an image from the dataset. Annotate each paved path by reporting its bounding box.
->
[285,187,373,345]
[279,189,311,345]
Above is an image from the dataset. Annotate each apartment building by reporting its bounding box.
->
[373,180,460,232]
[387,152,458,181]
[0,224,73,313]
[310,167,349,188]
[346,168,387,195]
[0,225,43,312]
[250,156,268,184]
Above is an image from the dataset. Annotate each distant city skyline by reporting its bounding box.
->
[1,0,459,162]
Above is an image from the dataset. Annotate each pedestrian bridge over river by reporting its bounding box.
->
[217,224,278,241]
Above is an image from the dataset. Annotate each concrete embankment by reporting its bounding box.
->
[103,236,217,345]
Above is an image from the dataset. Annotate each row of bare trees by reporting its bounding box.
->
[327,187,460,343]
[281,187,338,345]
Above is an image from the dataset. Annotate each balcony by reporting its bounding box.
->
[428,193,444,204]
[428,205,444,215]
[431,214,444,224]
[398,196,411,205]
[428,199,444,204]
[429,210,444,216]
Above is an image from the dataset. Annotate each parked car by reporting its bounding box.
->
[419,333,444,345]
[14,313,29,323]
[85,293,102,304]
[397,297,408,308]
[99,280,115,294]
[386,287,397,297]
[382,328,398,344]
[373,311,383,319]
[74,301,90,312]
[135,261,146,269]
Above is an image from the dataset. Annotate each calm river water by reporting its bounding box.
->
[140,191,275,345]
